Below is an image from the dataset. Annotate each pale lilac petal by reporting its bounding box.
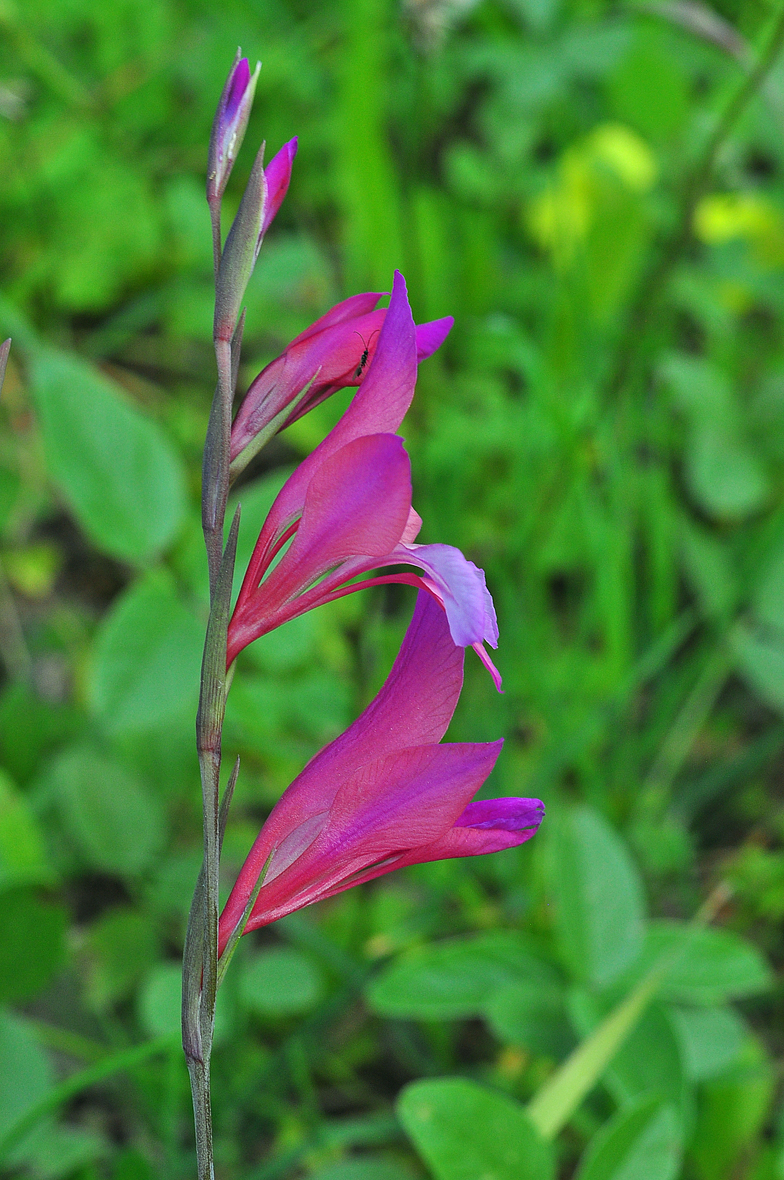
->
[478,568,499,648]
[416,316,454,360]
[261,137,298,235]
[396,542,495,649]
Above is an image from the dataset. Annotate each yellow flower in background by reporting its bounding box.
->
[588,123,658,192]
[694,192,784,267]
[528,123,657,265]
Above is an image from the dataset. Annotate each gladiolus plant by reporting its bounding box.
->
[182,52,544,1180]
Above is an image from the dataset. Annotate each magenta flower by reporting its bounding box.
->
[207,52,261,206]
[230,291,452,472]
[227,272,501,686]
[219,594,543,952]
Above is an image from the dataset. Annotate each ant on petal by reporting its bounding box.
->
[353,330,379,378]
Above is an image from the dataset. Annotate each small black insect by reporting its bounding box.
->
[353,330,378,378]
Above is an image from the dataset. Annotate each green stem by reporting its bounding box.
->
[203,338,233,598]
[607,2,784,398]
[210,206,222,284]
[183,511,240,1180]
[187,1058,215,1180]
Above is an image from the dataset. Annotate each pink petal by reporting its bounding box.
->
[244,740,502,928]
[416,316,454,360]
[288,292,384,347]
[261,137,298,235]
[231,307,387,458]
[230,435,412,652]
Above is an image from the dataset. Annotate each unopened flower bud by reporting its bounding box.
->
[261,137,297,236]
[0,339,10,399]
[207,50,260,207]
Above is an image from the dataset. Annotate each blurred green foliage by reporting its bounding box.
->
[2,0,784,1176]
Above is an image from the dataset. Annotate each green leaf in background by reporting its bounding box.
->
[687,427,770,521]
[689,1038,775,1180]
[0,888,67,1003]
[136,963,186,1041]
[29,349,186,564]
[551,805,646,989]
[17,1124,107,1180]
[398,1078,554,1180]
[732,622,784,716]
[661,353,770,520]
[575,1094,681,1180]
[569,992,687,1114]
[0,1010,53,1141]
[752,534,784,632]
[608,26,688,142]
[668,1005,747,1082]
[629,921,773,1004]
[0,683,83,786]
[82,908,161,1012]
[485,981,573,1058]
[90,569,204,735]
[679,520,738,622]
[605,1003,686,1114]
[47,746,165,876]
[0,770,53,890]
[308,1160,413,1180]
[239,947,324,1016]
[367,931,558,1020]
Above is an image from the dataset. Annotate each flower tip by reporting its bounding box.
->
[415,315,454,361]
[473,641,503,692]
[207,51,262,206]
[261,136,298,235]
[458,794,545,835]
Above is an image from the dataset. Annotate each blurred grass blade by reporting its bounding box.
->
[0,1036,171,1164]
[527,885,730,1139]
[527,967,663,1140]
